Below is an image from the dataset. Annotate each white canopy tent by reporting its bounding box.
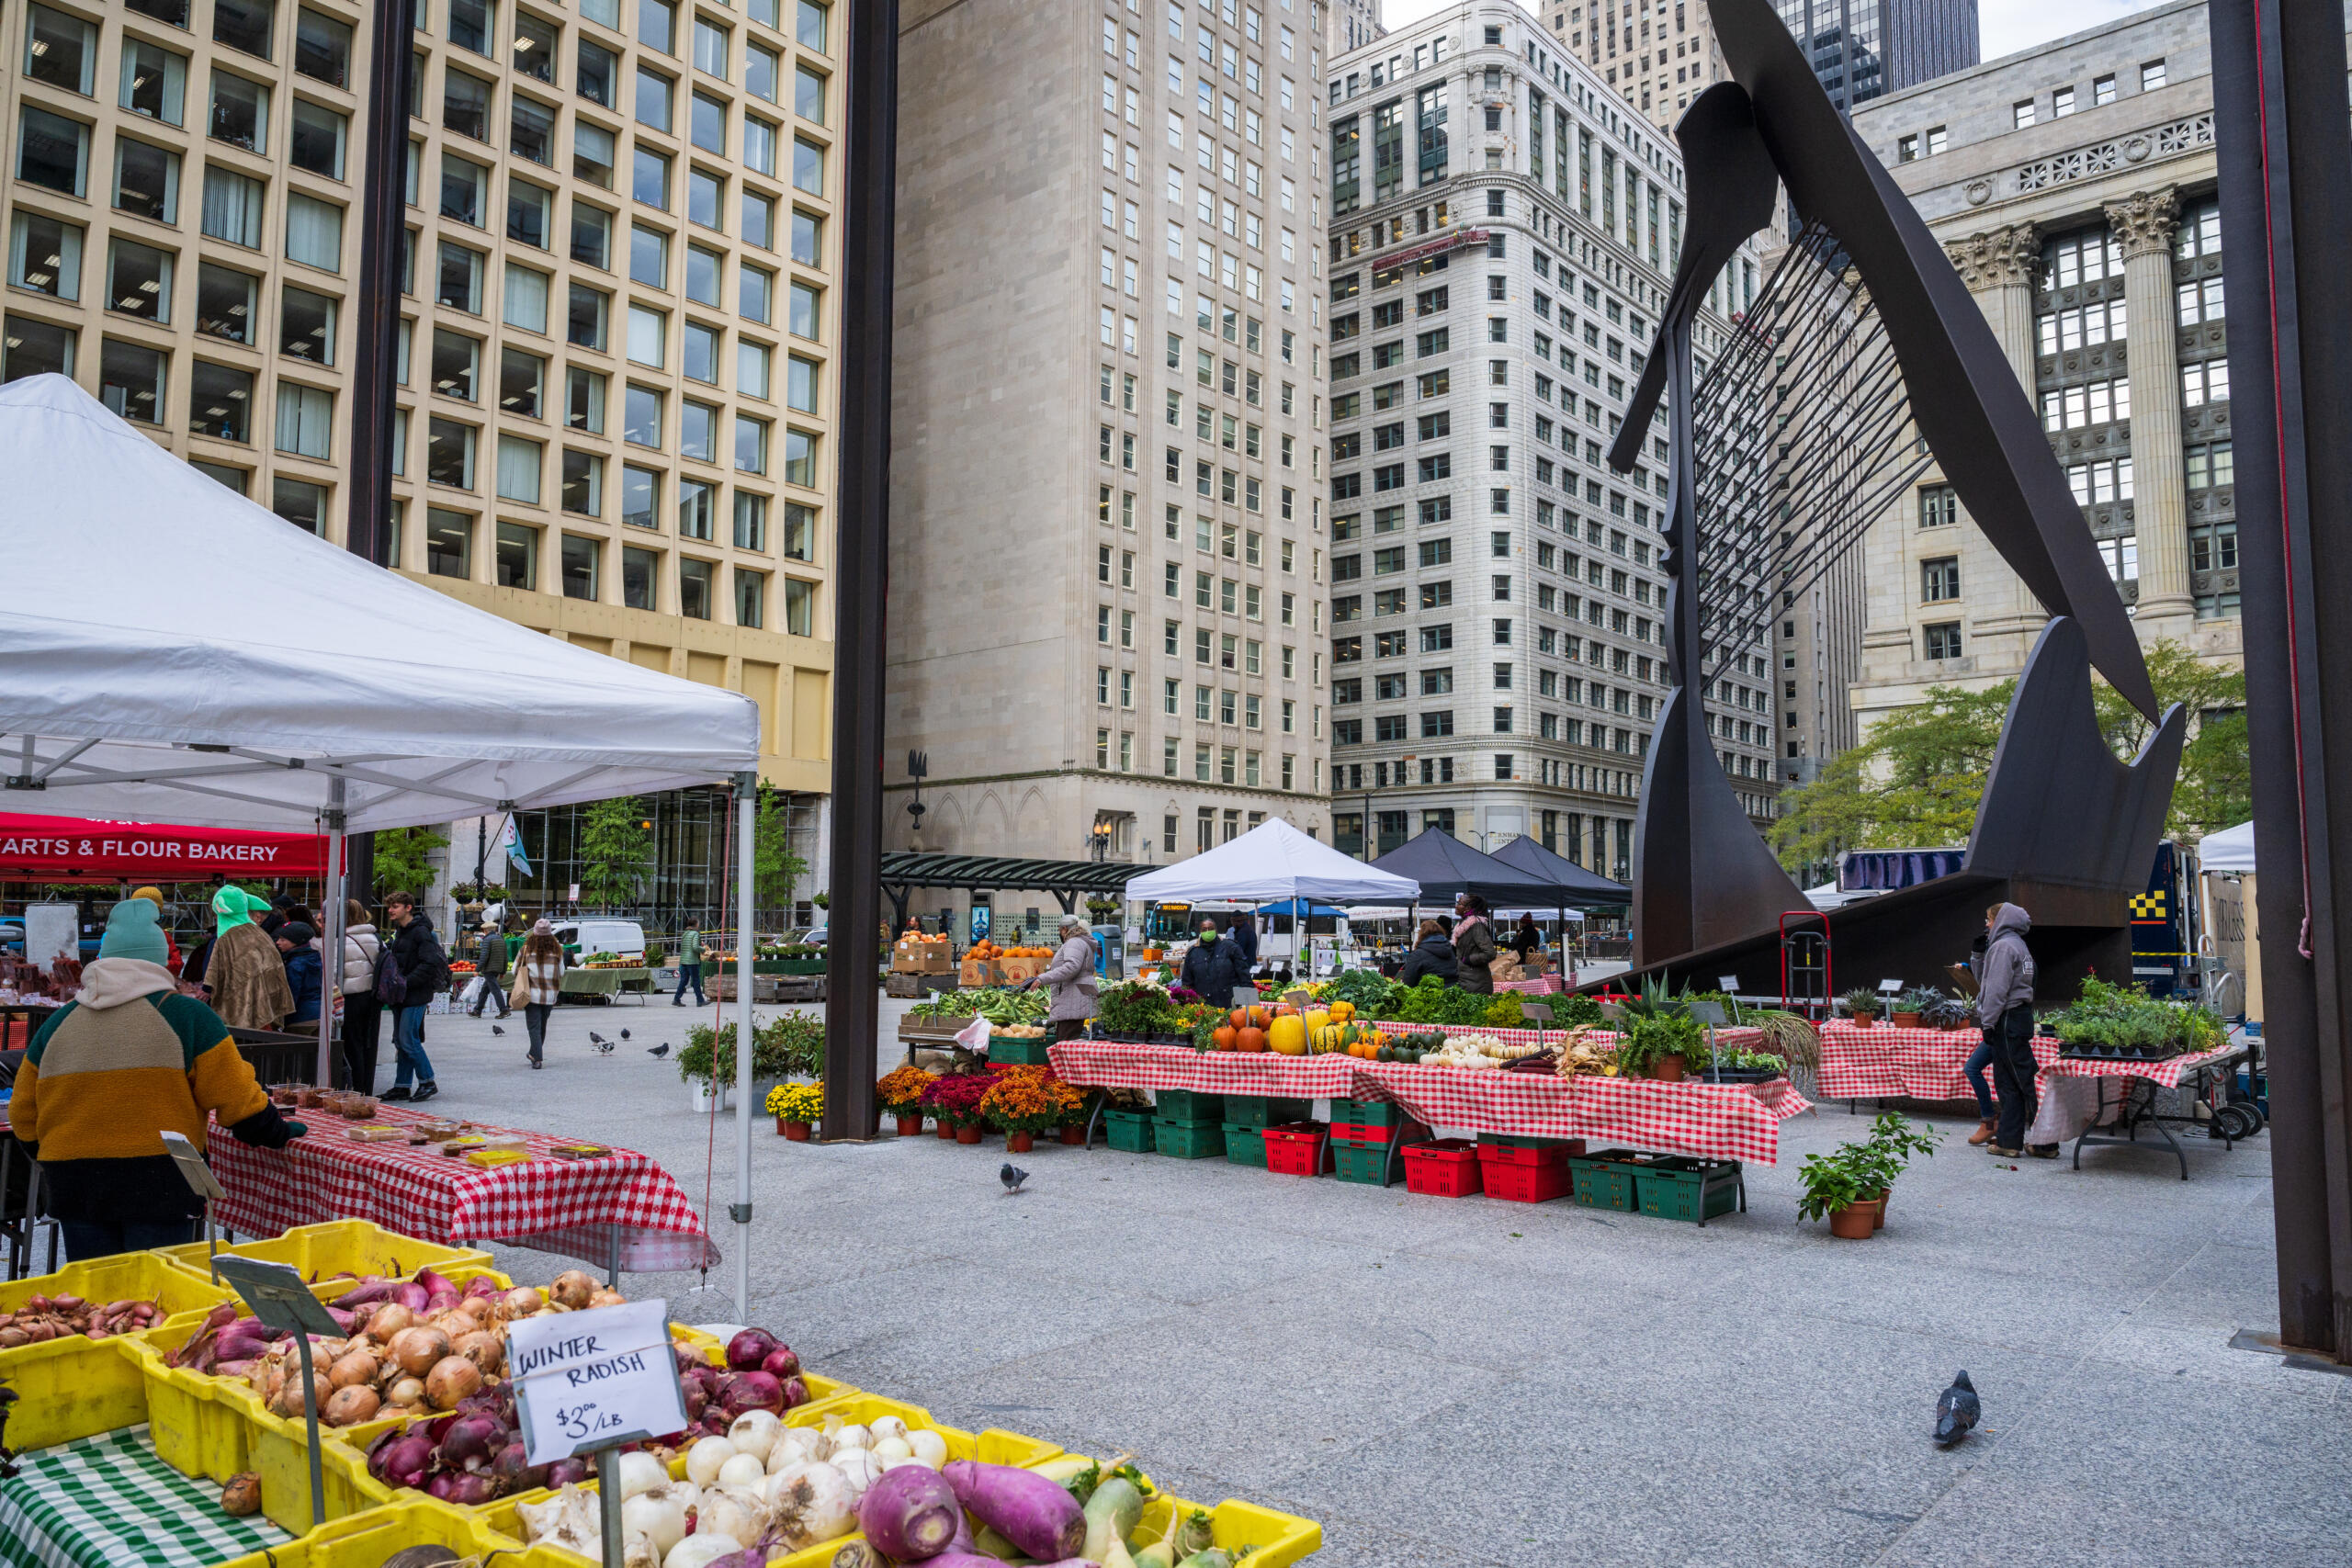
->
[2199,821,2256,874]
[0,378,767,1314]
[1124,818,1420,905]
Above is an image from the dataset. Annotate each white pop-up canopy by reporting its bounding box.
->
[1125,818,1420,904]
[2199,821,2256,874]
[0,377,766,1315]
[0,377,760,832]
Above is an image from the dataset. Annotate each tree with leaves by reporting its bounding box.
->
[372,826,450,898]
[1773,640,2250,870]
[579,796,651,909]
[752,784,808,915]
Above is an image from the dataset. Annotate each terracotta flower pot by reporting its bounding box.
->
[1828,1203,1876,1239]
[782,1121,811,1142]
[1650,1054,1687,1083]
[1005,1130,1035,1153]
[956,1124,983,1145]
[934,1119,956,1140]
[895,1114,923,1137]
[1059,1123,1088,1145]
[1851,1013,1877,1028]
[1892,1012,1921,1029]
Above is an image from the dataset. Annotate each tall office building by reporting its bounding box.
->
[1326,1,1774,881]
[1547,0,1729,130]
[1331,0,1385,57]
[1842,0,2267,742]
[886,0,1332,882]
[1771,1,1977,114]
[0,0,840,923]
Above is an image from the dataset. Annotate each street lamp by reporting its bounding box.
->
[1087,818,1114,863]
[905,750,928,841]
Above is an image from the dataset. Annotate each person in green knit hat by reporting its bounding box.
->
[202,884,293,1031]
[10,899,305,1262]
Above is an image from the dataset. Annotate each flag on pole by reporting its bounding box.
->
[500,818,532,876]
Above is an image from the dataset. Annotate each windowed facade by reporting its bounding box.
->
[0,0,836,788]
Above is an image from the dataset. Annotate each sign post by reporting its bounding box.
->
[507,1299,686,1568]
[209,1257,344,1529]
[157,1131,226,1280]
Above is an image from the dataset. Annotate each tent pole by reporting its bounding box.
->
[733,771,757,1325]
[318,779,345,1088]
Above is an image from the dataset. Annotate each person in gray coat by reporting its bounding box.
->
[1452,894,1498,994]
[1976,901,2049,1156]
[1026,915,1101,1041]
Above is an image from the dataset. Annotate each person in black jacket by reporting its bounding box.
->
[1227,911,1260,965]
[1397,919,1461,987]
[380,892,448,1103]
[1179,920,1246,1007]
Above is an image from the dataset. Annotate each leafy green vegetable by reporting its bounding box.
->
[1319,968,1397,1013]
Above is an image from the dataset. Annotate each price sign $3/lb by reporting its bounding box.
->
[506,1298,689,1466]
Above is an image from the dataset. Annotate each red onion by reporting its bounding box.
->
[726,1327,780,1371]
[718,1371,785,1416]
[546,1456,594,1488]
[437,1411,506,1470]
[698,1407,732,1436]
[673,1344,705,1374]
[368,1430,435,1489]
[780,1377,808,1411]
[391,1280,431,1312]
[424,1471,460,1501]
[331,1280,396,1309]
[760,1345,802,1379]
[682,1382,708,1422]
[445,1472,502,1506]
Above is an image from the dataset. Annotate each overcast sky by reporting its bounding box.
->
[1375,0,2175,62]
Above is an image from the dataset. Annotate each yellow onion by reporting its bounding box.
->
[549,1270,597,1310]
[424,1355,482,1410]
[327,1350,378,1390]
[220,1473,262,1516]
[385,1376,425,1408]
[501,1287,545,1318]
[322,1384,380,1427]
[388,1325,451,1378]
[367,1303,415,1339]
[450,1330,504,1376]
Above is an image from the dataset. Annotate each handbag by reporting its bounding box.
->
[373,945,407,1007]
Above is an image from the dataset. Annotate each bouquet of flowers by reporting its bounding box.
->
[876,1064,938,1117]
[978,1066,1085,1134]
[918,1069,998,1129]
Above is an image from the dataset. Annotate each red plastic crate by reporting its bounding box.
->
[1261,1122,1333,1177]
[1401,1139,1484,1197]
[1329,1118,1431,1146]
[1482,1158,1575,1203]
[1476,1140,1581,1168]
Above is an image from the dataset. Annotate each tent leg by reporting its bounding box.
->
[733,772,757,1325]
[318,782,346,1088]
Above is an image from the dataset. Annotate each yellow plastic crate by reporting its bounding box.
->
[0,1251,239,1336]
[1128,1492,1325,1568]
[0,1331,150,1453]
[113,1321,263,1488]
[208,1495,532,1568]
[156,1218,493,1288]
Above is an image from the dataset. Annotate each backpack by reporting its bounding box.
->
[373,944,407,1007]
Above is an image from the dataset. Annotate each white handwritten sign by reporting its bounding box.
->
[506,1299,686,1465]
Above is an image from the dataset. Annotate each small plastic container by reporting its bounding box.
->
[1402,1139,1485,1197]
[1223,1122,1268,1167]
[1331,1141,1403,1186]
[1261,1121,1333,1177]
[1154,1120,1227,1159]
[1484,1158,1575,1203]
[1102,1106,1158,1153]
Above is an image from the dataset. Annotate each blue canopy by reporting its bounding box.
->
[1257,898,1348,918]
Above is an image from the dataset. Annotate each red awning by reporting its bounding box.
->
[0,812,326,880]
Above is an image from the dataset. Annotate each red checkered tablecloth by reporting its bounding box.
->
[1815,1020,2060,1102]
[206,1102,718,1272]
[1495,974,1566,995]
[1047,1041,1806,1164]
[2037,1042,2239,1088]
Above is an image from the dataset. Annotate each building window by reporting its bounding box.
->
[2141,59,2165,92]
[1920,557,1960,603]
[1924,624,1962,660]
[2012,99,2035,130]
[19,107,91,197]
[2185,441,2233,490]
[96,338,165,423]
[623,545,660,611]
[425,509,473,580]
[562,534,601,601]
[496,522,539,589]
[187,358,254,441]
[2190,521,2237,574]
[679,558,715,620]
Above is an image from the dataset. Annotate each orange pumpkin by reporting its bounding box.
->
[1211,1025,1238,1050]
[1236,1026,1269,1054]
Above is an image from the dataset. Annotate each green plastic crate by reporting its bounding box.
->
[1154,1089,1225,1122]
[1103,1107,1158,1153]
[987,1037,1053,1066]
[1223,1122,1267,1167]
[1634,1156,1744,1224]
[1568,1151,1643,1212]
[1331,1141,1404,1187]
[1331,1097,1409,1127]
[1221,1095,1312,1128]
[1155,1120,1227,1159]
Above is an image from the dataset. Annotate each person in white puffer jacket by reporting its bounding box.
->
[339,898,383,1094]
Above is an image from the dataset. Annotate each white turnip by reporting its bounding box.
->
[616,1450,669,1502]
[684,1436,738,1488]
[716,1452,764,1491]
[725,1408,782,1464]
[695,1486,764,1551]
[906,1429,948,1470]
[767,1461,857,1548]
[622,1480,695,1559]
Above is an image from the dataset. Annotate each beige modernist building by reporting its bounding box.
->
[0,0,837,799]
[1327,1,1774,881]
[1843,0,2284,737]
[1549,0,1728,129]
[887,0,1332,885]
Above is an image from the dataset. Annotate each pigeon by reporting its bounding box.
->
[588,1031,610,1047]
[1934,1371,1980,1447]
[620,1028,631,1040]
[490,1025,504,1036]
[999,1163,1029,1195]
[647,1043,671,1058]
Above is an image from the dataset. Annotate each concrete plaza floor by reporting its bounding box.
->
[379,994,2352,1566]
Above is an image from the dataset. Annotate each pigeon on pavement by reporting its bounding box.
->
[490,1025,503,1036]
[588,1031,610,1046]
[620,1028,631,1040]
[648,1043,671,1058]
[1934,1371,1980,1447]
[999,1163,1029,1194]
[589,1035,615,1055]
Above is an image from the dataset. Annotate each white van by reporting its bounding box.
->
[551,919,647,963]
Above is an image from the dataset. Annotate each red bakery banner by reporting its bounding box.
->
[0,813,326,879]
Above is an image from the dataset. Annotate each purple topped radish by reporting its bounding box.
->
[941,1460,1088,1562]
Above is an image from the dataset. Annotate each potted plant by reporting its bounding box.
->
[1853,1110,1939,1227]
[1890,987,1939,1029]
[1093,979,1176,1043]
[1614,1012,1703,1082]
[677,1026,735,1113]
[1060,1089,1096,1145]
[766,1081,823,1139]
[978,1066,1082,1154]
[1796,1146,1876,1238]
[1841,987,1883,1027]
[877,1065,937,1135]
[921,1070,996,1144]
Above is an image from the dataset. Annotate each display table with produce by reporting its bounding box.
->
[203,1101,717,1279]
[2028,1042,2252,1179]
[1047,1039,1806,1166]
[558,963,650,1001]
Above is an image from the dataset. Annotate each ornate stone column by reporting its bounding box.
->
[2107,187,2194,635]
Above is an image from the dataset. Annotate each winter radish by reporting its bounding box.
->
[716,1452,764,1491]
[854,1461,963,1562]
[725,1408,782,1463]
[940,1460,1088,1562]
[685,1436,739,1488]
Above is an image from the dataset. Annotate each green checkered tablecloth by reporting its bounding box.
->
[0,1426,292,1568]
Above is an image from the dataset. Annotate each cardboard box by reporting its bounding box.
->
[958,957,1001,988]
[891,939,953,974]
[998,956,1044,983]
